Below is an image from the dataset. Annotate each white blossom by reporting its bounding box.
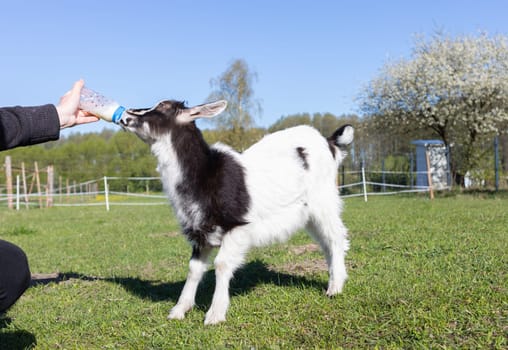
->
[359,32,508,174]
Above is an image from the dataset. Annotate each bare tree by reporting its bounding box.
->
[208,59,262,150]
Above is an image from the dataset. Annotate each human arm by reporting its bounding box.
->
[0,104,60,150]
[0,80,99,151]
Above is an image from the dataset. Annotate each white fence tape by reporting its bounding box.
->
[1,170,448,209]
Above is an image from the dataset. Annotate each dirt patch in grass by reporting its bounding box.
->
[31,272,60,282]
[272,243,327,275]
[148,231,180,239]
[289,243,320,255]
[272,258,327,275]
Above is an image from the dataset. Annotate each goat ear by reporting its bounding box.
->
[127,101,164,116]
[177,100,227,123]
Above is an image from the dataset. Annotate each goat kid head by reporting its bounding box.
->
[120,100,227,144]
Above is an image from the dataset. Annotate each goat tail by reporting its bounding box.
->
[327,124,354,149]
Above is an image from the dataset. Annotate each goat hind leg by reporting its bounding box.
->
[168,246,212,320]
[306,215,349,296]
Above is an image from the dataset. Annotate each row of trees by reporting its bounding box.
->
[2,108,504,191]
[0,130,158,192]
[0,114,362,189]
[2,32,507,189]
[1,116,505,191]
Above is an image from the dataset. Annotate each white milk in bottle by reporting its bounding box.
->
[79,87,126,123]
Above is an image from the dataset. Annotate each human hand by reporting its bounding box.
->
[56,80,99,129]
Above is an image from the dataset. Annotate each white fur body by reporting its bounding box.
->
[241,126,347,247]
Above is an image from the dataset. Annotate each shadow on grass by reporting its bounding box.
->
[0,316,37,350]
[31,260,326,311]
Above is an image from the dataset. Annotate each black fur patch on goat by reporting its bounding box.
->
[296,147,309,170]
[171,122,250,247]
[327,141,337,158]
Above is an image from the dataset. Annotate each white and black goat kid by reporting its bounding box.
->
[121,100,354,325]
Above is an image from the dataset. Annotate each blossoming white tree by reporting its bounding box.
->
[359,33,508,184]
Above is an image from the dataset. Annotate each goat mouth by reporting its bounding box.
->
[118,114,134,128]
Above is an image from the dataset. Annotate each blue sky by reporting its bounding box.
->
[1,0,507,136]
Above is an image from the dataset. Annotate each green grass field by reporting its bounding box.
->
[1,194,506,349]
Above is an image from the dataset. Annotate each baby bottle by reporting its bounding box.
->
[79,86,126,123]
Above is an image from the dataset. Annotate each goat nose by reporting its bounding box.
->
[120,116,132,126]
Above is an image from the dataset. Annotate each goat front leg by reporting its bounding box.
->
[204,234,247,325]
[168,245,211,320]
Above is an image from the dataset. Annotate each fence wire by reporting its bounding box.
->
[0,169,449,210]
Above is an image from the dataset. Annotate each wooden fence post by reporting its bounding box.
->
[34,161,43,208]
[46,165,54,207]
[425,150,434,200]
[59,176,62,203]
[21,162,29,208]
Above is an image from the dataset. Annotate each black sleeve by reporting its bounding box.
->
[0,104,61,151]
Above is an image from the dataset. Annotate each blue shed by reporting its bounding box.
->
[411,140,450,189]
